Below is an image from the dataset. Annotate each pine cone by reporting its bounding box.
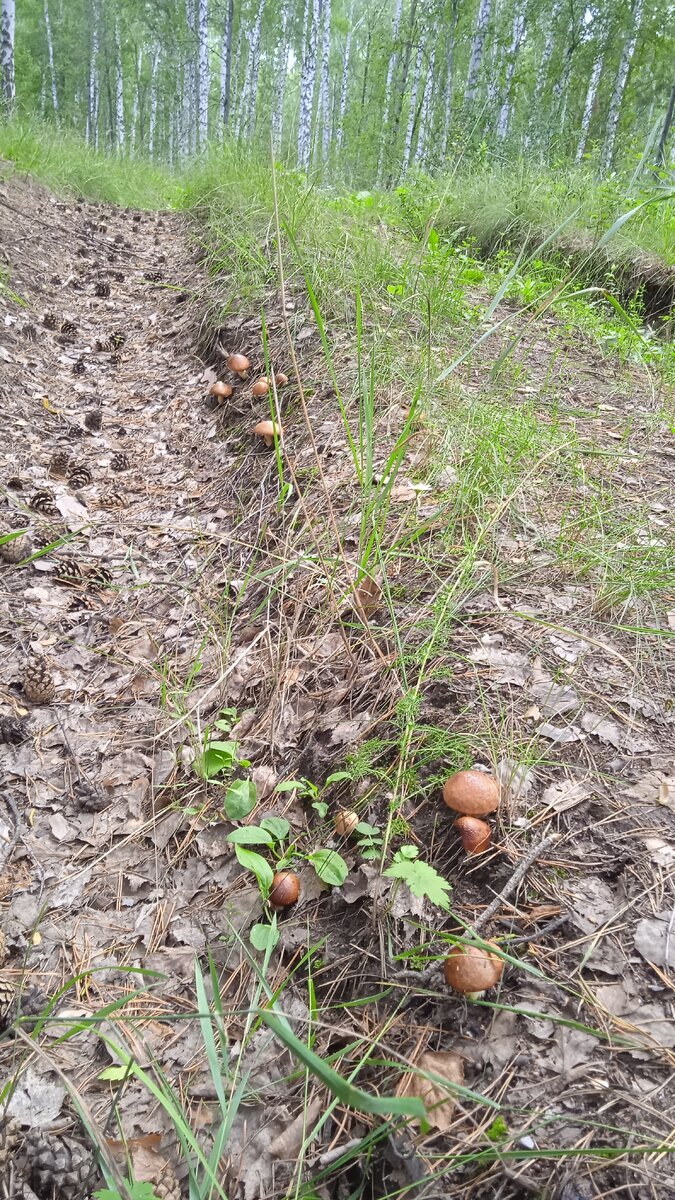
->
[109,331,126,348]
[49,450,71,477]
[23,1127,99,1200]
[54,556,82,585]
[33,526,64,552]
[14,984,48,1032]
[0,714,26,744]
[67,593,99,614]
[94,338,113,353]
[72,359,86,376]
[29,490,58,516]
[89,564,112,590]
[98,487,127,509]
[114,233,124,244]
[42,311,58,330]
[59,320,77,339]
[84,410,102,432]
[68,464,92,488]
[22,658,55,705]
[112,271,125,283]
[109,353,121,367]
[0,977,16,1027]
[109,452,129,473]
[0,1114,23,1169]
[23,322,38,342]
[94,280,110,298]
[73,780,109,812]
[147,1161,182,1200]
[0,530,31,563]
[144,269,163,282]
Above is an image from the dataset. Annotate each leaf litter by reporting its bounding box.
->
[0,173,675,1199]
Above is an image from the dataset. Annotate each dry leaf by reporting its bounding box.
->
[269,1096,323,1158]
[541,779,590,813]
[352,574,381,619]
[398,1050,464,1131]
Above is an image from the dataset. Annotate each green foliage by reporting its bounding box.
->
[383,847,452,911]
[94,1185,158,1200]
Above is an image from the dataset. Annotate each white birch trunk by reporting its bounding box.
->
[464,0,492,108]
[87,13,99,146]
[496,0,526,142]
[115,22,125,150]
[534,0,561,104]
[400,35,424,180]
[220,0,233,130]
[319,0,332,162]
[149,48,159,156]
[130,48,142,154]
[43,0,58,115]
[245,0,265,141]
[298,0,320,170]
[1,0,16,106]
[272,0,290,149]
[185,0,196,155]
[336,2,354,151]
[440,0,459,159]
[376,0,403,183]
[601,0,644,172]
[575,45,605,162]
[550,18,575,143]
[197,0,209,147]
[416,43,436,166]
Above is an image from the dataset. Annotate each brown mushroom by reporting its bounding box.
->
[335,809,359,837]
[227,353,250,378]
[251,376,269,398]
[454,815,492,855]
[443,942,503,997]
[443,770,500,816]
[269,870,300,910]
[209,380,233,401]
[273,371,289,387]
[253,419,283,448]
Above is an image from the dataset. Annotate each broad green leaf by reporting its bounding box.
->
[97,1065,128,1081]
[223,778,257,820]
[260,816,290,841]
[250,922,280,952]
[383,859,452,911]
[227,826,273,847]
[326,771,351,784]
[234,846,273,891]
[307,849,348,886]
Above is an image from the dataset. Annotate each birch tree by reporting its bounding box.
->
[272,0,290,149]
[87,6,99,146]
[197,0,209,146]
[601,0,645,171]
[496,0,526,142]
[387,0,418,178]
[43,0,58,116]
[576,34,607,161]
[336,2,354,150]
[149,48,159,156]
[655,83,675,167]
[0,0,15,106]
[114,21,125,150]
[375,0,403,180]
[220,0,234,130]
[245,0,265,142]
[318,0,332,162]
[416,41,437,167]
[400,32,424,179]
[440,0,459,158]
[464,0,493,108]
[298,0,320,170]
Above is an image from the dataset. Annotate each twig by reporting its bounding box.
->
[470,832,561,936]
[0,791,21,871]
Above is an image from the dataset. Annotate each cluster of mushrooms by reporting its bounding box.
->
[208,353,288,446]
[267,768,505,1000]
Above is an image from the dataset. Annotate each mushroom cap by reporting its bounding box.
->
[251,377,269,397]
[274,371,289,386]
[443,770,500,816]
[253,419,282,443]
[269,870,300,909]
[443,942,503,994]
[227,353,250,373]
[335,809,359,837]
[454,815,492,854]
[209,380,233,398]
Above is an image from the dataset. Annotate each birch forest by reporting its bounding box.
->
[0,0,673,180]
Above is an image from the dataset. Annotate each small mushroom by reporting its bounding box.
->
[227,353,250,379]
[335,809,359,837]
[443,942,503,998]
[209,380,233,402]
[253,419,283,448]
[269,871,300,910]
[454,815,492,855]
[443,770,500,816]
[251,376,270,398]
[273,371,289,387]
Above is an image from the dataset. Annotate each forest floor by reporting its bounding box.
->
[1,163,675,1200]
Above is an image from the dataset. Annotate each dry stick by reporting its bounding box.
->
[269,151,393,674]
[469,831,561,937]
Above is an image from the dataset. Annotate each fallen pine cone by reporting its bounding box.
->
[72,358,86,376]
[22,657,55,704]
[69,463,93,488]
[109,451,129,472]
[94,280,110,298]
[84,410,102,432]
[42,311,58,330]
[29,489,58,516]
[0,715,26,744]
[98,487,128,509]
[0,978,16,1028]
[0,529,31,563]
[49,449,71,477]
[54,556,83,585]
[23,1127,100,1200]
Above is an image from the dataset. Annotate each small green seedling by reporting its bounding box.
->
[383,846,452,911]
[355,821,384,860]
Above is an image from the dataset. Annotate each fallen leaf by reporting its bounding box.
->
[541,779,590,813]
[398,1050,465,1131]
[469,638,530,685]
[269,1096,323,1158]
[634,914,675,969]
[580,712,623,748]
[537,722,584,743]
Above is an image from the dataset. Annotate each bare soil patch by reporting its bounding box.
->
[1,166,675,1200]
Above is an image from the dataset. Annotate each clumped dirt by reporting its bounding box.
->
[1,164,675,1200]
